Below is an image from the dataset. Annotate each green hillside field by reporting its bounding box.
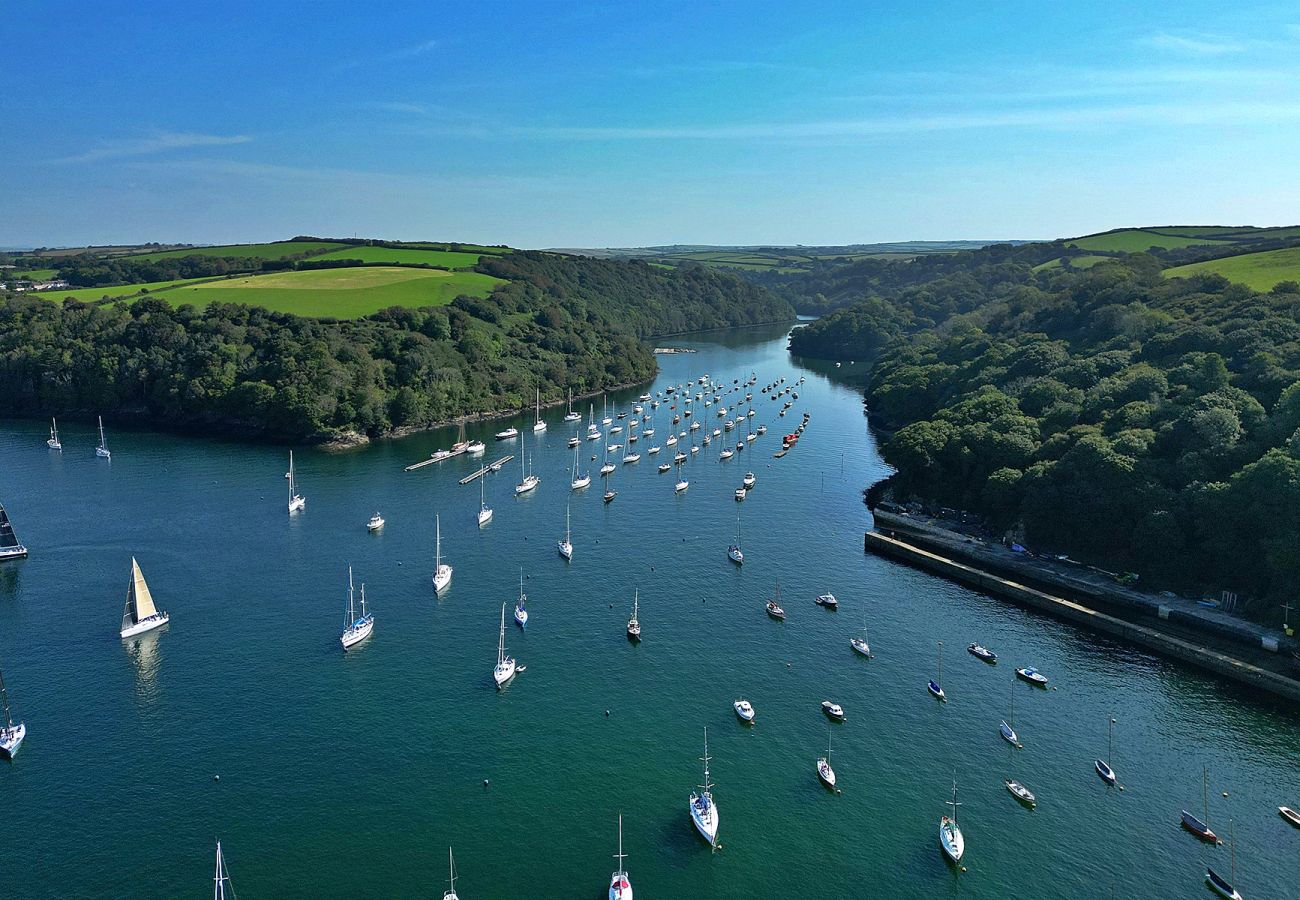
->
[1163,246,1300,291]
[33,278,214,302]
[1067,229,1230,252]
[310,247,485,268]
[153,266,504,317]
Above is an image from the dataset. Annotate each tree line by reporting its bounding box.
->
[790,249,1300,621]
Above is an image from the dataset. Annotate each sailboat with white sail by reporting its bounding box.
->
[0,661,25,758]
[688,728,720,848]
[0,503,28,561]
[533,387,547,433]
[213,840,235,899]
[571,444,591,490]
[432,514,453,593]
[493,603,517,688]
[95,415,111,459]
[340,567,373,650]
[47,418,61,451]
[609,814,633,900]
[558,505,574,560]
[286,451,305,512]
[119,557,170,638]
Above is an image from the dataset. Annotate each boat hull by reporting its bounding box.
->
[1281,806,1300,828]
[850,638,870,657]
[0,545,29,561]
[494,660,516,689]
[120,613,169,639]
[609,873,633,900]
[1206,867,1242,900]
[939,818,964,862]
[0,722,26,758]
[341,617,374,650]
[928,680,946,701]
[1095,759,1117,785]
[817,760,836,789]
[1180,811,1218,843]
[433,566,452,594]
[689,795,719,846]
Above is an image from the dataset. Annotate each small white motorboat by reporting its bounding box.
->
[742,472,756,488]
[1005,779,1036,806]
[821,700,845,721]
[658,463,671,473]
[735,488,746,501]
[367,512,385,532]
[1016,667,1049,686]
[733,699,755,723]
[815,593,838,609]
[968,643,998,663]
[495,427,519,440]
[719,448,734,460]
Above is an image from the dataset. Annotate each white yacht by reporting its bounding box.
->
[564,389,582,423]
[571,446,592,489]
[609,814,633,900]
[719,447,734,460]
[601,395,612,426]
[558,505,574,560]
[119,557,170,639]
[532,388,547,433]
[742,472,756,488]
[95,415,111,459]
[674,462,688,493]
[733,699,755,723]
[689,728,720,848]
[728,512,744,564]
[818,730,837,790]
[432,515,453,594]
[477,474,493,526]
[0,663,26,759]
[622,444,640,464]
[46,417,61,451]
[0,503,28,561]
[514,571,528,626]
[626,590,641,641]
[515,445,540,495]
[340,568,373,650]
[496,426,519,440]
[939,781,965,863]
[647,445,661,455]
[286,451,305,513]
[600,442,616,476]
[466,439,486,456]
[367,512,385,532]
[493,603,517,689]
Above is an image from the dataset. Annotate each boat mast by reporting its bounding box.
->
[1203,765,1210,829]
[213,840,231,900]
[565,505,571,543]
[0,666,13,730]
[614,813,627,875]
[346,567,355,624]
[700,726,713,796]
[435,515,442,570]
[497,603,507,664]
[947,779,961,825]
[937,641,943,684]
[448,847,457,895]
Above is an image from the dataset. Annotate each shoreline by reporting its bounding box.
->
[866,512,1300,702]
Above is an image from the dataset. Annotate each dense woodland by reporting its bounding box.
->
[0,252,793,441]
[788,247,1300,615]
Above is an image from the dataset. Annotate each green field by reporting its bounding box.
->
[1163,246,1300,291]
[8,268,58,280]
[1067,229,1231,252]
[310,247,484,268]
[30,278,213,302]
[154,266,504,317]
[123,240,348,262]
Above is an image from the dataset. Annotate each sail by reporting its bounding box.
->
[0,505,19,550]
[128,558,158,621]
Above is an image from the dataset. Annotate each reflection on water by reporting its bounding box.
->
[125,629,164,705]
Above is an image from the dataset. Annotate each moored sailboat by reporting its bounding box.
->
[728,512,744,564]
[929,641,946,701]
[286,451,305,513]
[514,571,528,627]
[1095,716,1119,786]
[120,557,170,638]
[817,728,837,790]
[340,567,373,650]
[95,415,111,459]
[443,847,460,900]
[1181,766,1219,843]
[532,387,547,433]
[626,590,641,641]
[477,473,493,526]
[609,814,633,900]
[432,514,453,593]
[47,417,61,451]
[493,603,517,688]
[0,662,25,759]
[688,728,720,848]
[558,505,573,560]
[939,781,965,863]
[515,442,540,495]
[1206,820,1243,900]
[571,444,591,490]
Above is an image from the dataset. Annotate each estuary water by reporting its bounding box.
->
[0,322,1297,899]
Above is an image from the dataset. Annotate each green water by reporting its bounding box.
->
[1,323,1297,898]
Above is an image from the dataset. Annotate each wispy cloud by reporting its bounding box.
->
[50,131,252,164]
[336,38,438,72]
[1142,31,1247,56]
[626,60,813,78]
[418,99,1300,142]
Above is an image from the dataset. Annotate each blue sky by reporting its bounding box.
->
[4,1,1300,248]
